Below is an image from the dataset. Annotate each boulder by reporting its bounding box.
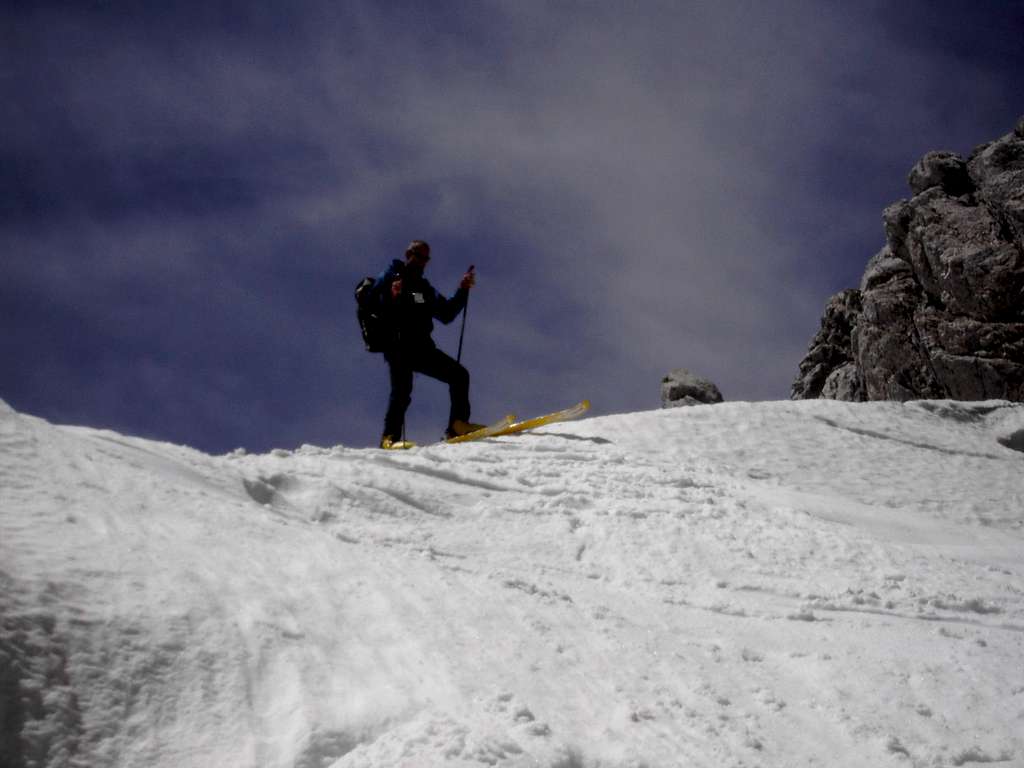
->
[821,363,864,401]
[791,289,864,400]
[661,369,724,408]
[908,151,974,197]
[968,124,1024,243]
[793,116,1024,403]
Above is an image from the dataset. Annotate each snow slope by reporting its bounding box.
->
[2,397,1024,768]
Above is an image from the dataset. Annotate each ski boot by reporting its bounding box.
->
[445,420,486,440]
[380,435,416,450]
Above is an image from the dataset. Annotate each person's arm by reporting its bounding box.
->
[371,260,404,305]
[432,267,476,324]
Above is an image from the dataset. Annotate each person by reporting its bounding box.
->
[372,240,480,448]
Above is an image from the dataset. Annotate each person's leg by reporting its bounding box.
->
[383,352,414,442]
[413,346,470,431]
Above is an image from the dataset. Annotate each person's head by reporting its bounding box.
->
[404,240,431,273]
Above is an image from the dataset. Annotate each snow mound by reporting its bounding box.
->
[2,399,1023,767]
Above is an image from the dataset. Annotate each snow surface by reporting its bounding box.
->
[2,397,1024,768]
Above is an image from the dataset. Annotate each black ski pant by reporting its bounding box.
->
[383,344,470,439]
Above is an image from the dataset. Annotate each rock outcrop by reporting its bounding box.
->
[791,290,864,401]
[661,369,724,407]
[793,116,1024,402]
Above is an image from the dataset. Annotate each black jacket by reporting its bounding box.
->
[372,259,468,349]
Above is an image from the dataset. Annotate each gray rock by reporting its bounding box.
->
[968,124,1024,243]
[793,116,1024,404]
[908,151,974,197]
[821,363,864,401]
[915,311,1024,400]
[791,289,864,400]
[661,369,724,407]
[860,246,912,292]
[901,189,1023,319]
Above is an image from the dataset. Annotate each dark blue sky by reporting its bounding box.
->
[3,1,1023,452]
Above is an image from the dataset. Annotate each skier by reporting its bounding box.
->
[372,240,481,448]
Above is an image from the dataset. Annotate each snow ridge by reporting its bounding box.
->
[2,399,1023,767]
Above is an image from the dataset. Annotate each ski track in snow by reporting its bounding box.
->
[2,397,1024,767]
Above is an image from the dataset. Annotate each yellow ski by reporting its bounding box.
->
[493,400,591,437]
[444,414,517,444]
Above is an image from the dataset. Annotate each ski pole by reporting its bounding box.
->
[456,265,474,363]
